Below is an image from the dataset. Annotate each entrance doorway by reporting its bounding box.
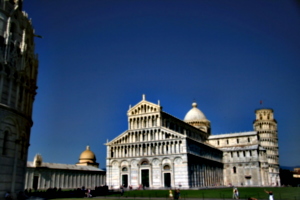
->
[122,175,128,187]
[141,169,149,187]
[164,173,171,187]
[32,176,39,190]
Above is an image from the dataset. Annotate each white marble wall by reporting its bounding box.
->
[25,168,106,190]
[107,154,190,189]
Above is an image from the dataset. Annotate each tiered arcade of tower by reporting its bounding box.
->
[253,108,280,186]
[0,0,38,198]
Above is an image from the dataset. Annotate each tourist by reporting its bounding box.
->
[120,185,124,196]
[174,189,180,200]
[169,189,173,199]
[17,191,29,200]
[264,189,274,200]
[174,189,178,200]
[4,192,12,200]
[86,188,92,198]
[177,189,181,199]
[233,187,239,199]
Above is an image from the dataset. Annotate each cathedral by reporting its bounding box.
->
[106,95,280,188]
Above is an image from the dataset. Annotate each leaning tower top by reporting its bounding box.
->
[255,108,274,121]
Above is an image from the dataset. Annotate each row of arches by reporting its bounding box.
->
[107,157,183,188]
[260,139,278,147]
[266,151,278,157]
[111,129,181,145]
[109,140,183,158]
[162,118,207,142]
[2,130,28,159]
[131,104,158,115]
[189,163,223,187]
[0,70,35,115]
[226,149,259,160]
[214,136,253,147]
[0,3,35,45]
[0,64,36,115]
[259,133,277,139]
[255,122,277,131]
[129,114,207,143]
[0,60,36,79]
[267,159,279,166]
[0,117,29,160]
[258,113,273,120]
[265,150,279,159]
[129,115,159,129]
[188,144,222,162]
[25,170,106,190]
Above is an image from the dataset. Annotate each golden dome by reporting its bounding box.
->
[76,146,99,168]
[79,146,96,162]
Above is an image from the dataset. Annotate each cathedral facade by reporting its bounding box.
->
[0,0,39,198]
[106,95,280,188]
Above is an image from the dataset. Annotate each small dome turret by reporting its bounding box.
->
[76,146,99,168]
[79,145,96,161]
[33,154,43,167]
[184,102,211,134]
[184,102,207,121]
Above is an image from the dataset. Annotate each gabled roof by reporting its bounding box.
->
[105,127,187,146]
[127,95,162,116]
[105,130,128,145]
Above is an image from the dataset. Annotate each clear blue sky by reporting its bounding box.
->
[24,0,300,168]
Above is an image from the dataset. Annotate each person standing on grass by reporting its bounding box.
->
[264,189,274,200]
[174,189,179,200]
[232,187,235,199]
[169,189,173,199]
[176,189,181,199]
[233,187,239,199]
[120,185,124,196]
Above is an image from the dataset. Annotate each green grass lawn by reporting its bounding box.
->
[51,187,300,200]
[112,187,300,199]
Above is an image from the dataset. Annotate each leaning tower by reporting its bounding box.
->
[0,0,38,198]
[253,108,280,186]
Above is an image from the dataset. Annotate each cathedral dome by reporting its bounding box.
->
[79,146,96,162]
[184,102,207,121]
